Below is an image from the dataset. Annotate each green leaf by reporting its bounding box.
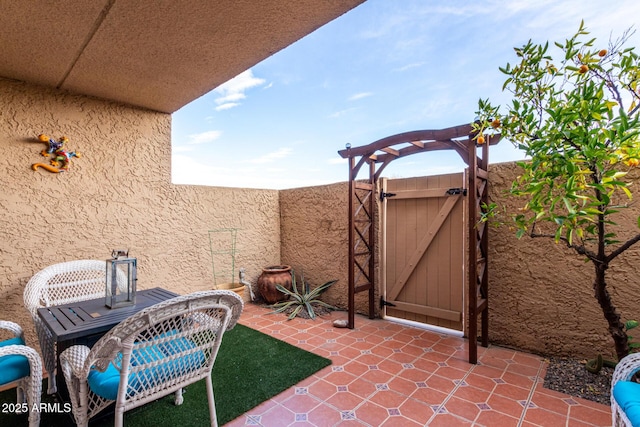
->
[288,305,303,320]
[271,269,338,320]
[626,320,639,331]
[314,300,338,310]
[303,302,314,319]
[477,26,640,359]
[562,197,575,214]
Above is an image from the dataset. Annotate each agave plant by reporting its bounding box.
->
[271,270,337,320]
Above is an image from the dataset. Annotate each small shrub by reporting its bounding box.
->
[271,270,337,320]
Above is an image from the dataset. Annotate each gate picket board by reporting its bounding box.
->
[383,173,465,331]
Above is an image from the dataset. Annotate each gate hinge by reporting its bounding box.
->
[380,191,397,201]
[380,297,397,309]
[446,187,467,196]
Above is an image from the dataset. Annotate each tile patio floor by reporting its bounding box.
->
[225,303,612,427]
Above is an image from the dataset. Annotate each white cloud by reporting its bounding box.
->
[247,147,293,164]
[215,93,245,105]
[393,62,425,72]
[212,70,266,110]
[188,130,222,144]
[215,70,266,95]
[348,92,373,101]
[328,107,357,118]
[215,103,240,111]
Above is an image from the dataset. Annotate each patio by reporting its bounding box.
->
[226,303,612,427]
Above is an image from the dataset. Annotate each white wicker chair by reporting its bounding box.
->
[611,352,640,427]
[59,290,243,427]
[0,320,43,427]
[24,259,128,394]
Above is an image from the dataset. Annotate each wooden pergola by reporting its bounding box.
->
[337,124,501,363]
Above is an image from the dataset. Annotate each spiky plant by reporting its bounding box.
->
[271,270,337,320]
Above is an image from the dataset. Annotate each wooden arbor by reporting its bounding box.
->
[337,124,500,363]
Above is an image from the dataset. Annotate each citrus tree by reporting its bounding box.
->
[474,22,640,361]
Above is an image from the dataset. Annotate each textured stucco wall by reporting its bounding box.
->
[280,182,348,310]
[0,78,280,348]
[279,162,640,360]
[279,181,380,317]
[5,75,638,362]
[488,161,640,359]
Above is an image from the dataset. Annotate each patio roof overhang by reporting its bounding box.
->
[0,0,364,113]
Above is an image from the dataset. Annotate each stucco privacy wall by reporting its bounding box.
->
[279,162,640,359]
[279,181,380,318]
[0,78,280,347]
[488,162,640,359]
[3,75,638,362]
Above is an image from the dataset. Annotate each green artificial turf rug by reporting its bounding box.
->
[0,323,332,426]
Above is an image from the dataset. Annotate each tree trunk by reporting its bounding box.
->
[593,263,629,361]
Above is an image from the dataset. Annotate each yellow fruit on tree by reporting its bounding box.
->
[477,136,486,145]
[579,64,589,74]
[598,49,607,57]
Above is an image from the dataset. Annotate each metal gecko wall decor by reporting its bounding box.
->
[32,134,82,173]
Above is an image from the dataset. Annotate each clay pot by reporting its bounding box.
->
[214,282,246,301]
[257,265,292,304]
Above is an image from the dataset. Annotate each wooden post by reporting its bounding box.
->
[468,135,479,364]
[368,160,376,319]
[480,141,490,347]
[348,156,355,329]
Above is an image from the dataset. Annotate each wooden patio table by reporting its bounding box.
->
[37,287,179,404]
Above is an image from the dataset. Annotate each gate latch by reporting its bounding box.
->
[446,187,467,196]
[380,298,397,309]
[380,191,397,201]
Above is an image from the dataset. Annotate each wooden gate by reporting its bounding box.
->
[382,173,465,331]
[338,124,498,363]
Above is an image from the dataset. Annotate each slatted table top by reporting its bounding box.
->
[37,287,179,341]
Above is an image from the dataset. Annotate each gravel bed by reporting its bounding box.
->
[543,357,612,405]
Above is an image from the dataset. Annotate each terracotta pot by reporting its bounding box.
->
[214,282,246,301]
[257,265,292,304]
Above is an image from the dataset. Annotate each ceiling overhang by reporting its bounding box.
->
[0,0,365,113]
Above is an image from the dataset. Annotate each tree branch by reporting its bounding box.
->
[529,231,599,262]
[607,233,640,263]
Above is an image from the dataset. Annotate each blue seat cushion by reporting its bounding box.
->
[88,334,205,400]
[613,380,640,426]
[88,344,164,400]
[157,335,206,374]
[87,361,121,400]
[0,337,31,386]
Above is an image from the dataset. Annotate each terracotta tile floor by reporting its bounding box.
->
[224,303,612,427]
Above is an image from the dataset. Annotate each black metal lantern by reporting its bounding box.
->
[105,249,137,309]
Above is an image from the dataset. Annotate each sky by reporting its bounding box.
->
[171,0,640,190]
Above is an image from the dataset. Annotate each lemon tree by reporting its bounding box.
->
[474,22,640,361]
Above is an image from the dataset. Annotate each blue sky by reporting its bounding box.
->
[171,0,640,190]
